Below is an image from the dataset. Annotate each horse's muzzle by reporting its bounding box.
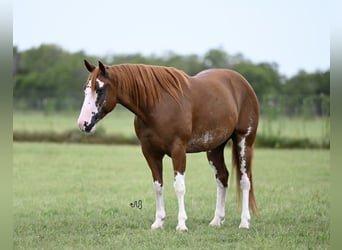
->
[77,120,96,133]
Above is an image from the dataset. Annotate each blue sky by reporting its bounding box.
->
[13,0,330,77]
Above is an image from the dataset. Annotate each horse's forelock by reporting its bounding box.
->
[88,67,101,94]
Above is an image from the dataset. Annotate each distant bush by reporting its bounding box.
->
[255,134,329,149]
[13,129,139,145]
[13,129,329,149]
[14,44,329,116]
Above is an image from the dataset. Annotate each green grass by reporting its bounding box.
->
[13,108,136,137]
[259,116,330,145]
[14,142,330,249]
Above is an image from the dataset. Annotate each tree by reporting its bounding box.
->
[233,62,282,100]
[282,70,330,116]
[13,43,329,116]
[14,44,92,110]
[204,48,230,68]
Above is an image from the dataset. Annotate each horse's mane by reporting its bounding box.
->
[106,64,190,108]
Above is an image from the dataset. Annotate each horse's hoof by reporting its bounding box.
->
[176,224,188,232]
[209,216,225,227]
[151,220,164,230]
[239,220,250,229]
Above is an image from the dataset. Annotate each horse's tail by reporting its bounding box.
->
[232,140,258,215]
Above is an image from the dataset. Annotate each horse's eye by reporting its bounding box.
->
[96,87,104,94]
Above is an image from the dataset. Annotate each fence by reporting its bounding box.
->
[13,94,330,148]
[14,94,330,118]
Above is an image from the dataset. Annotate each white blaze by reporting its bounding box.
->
[77,80,98,132]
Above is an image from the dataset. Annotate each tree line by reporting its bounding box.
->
[13,44,330,116]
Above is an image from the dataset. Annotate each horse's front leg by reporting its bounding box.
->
[171,141,188,232]
[141,146,165,230]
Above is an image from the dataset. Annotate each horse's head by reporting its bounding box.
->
[77,60,117,133]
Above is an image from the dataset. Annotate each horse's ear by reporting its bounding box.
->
[84,59,95,72]
[98,61,107,76]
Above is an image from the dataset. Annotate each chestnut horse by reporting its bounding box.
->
[77,60,259,231]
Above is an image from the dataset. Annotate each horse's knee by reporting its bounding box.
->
[153,180,163,195]
[174,172,186,195]
[209,160,229,187]
[219,174,229,188]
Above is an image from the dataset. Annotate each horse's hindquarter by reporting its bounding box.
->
[186,69,258,153]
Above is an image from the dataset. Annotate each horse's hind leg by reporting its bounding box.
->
[232,126,258,229]
[207,142,229,226]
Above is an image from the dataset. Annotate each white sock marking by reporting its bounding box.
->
[174,172,188,231]
[238,126,252,229]
[208,160,227,226]
[209,178,227,226]
[151,181,165,230]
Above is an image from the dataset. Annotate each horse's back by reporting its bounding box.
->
[192,68,256,97]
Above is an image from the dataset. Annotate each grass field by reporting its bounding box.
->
[13,142,330,249]
[13,109,330,144]
[13,109,136,137]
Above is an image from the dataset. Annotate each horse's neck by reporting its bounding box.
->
[117,90,148,122]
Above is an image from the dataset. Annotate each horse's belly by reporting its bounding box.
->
[186,129,231,153]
